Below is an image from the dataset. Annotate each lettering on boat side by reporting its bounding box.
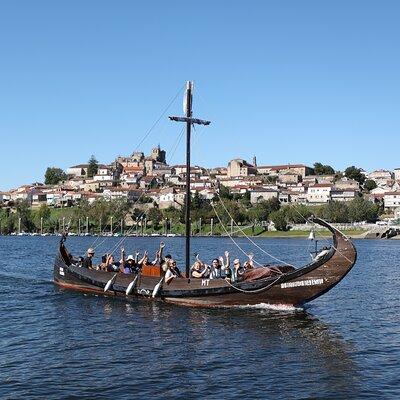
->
[201,279,210,286]
[59,267,65,276]
[280,278,324,289]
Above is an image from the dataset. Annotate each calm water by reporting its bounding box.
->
[0,235,399,399]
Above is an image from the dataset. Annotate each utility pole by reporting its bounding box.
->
[210,217,214,236]
[40,217,43,235]
[110,216,113,235]
[86,216,89,235]
[199,217,202,236]
[231,218,234,236]
[99,218,102,236]
[78,218,81,235]
[120,218,123,236]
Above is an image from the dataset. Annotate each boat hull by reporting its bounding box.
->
[53,219,357,307]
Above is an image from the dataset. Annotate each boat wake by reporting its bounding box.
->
[237,303,303,312]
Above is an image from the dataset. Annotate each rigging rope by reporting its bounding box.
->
[214,189,298,268]
[210,201,264,267]
[133,84,185,152]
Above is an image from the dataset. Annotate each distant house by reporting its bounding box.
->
[249,187,279,204]
[306,184,333,204]
[158,188,185,209]
[227,159,257,178]
[384,192,400,210]
[334,178,360,190]
[257,164,313,178]
[278,171,302,185]
[368,169,393,183]
[330,187,359,202]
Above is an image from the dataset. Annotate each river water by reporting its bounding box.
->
[0,235,399,399]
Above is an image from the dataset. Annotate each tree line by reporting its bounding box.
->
[0,189,382,234]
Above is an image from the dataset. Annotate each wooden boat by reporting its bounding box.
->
[53,81,357,307]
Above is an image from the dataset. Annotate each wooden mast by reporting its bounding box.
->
[184,82,192,280]
[169,81,210,280]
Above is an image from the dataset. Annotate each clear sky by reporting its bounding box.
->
[1,0,400,190]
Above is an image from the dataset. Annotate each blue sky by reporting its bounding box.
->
[1,0,400,190]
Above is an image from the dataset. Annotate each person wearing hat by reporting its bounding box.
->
[82,248,95,269]
[122,254,136,274]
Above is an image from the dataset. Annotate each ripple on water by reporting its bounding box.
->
[0,236,399,399]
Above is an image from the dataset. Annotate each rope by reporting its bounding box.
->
[93,189,148,251]
[225,275,282,294]
[210,201,264,267]
[133,84,185,152]
[214,189,298,268]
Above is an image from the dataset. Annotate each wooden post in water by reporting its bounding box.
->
[169,81,210,280]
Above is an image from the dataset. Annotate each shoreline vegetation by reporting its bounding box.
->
[0,192,389,238]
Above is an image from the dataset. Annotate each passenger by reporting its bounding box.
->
[98,254,109,271]
[220,251,232,282]
[243,253,255,271]
[163,259,180,284]
[209,258,222,279]
[169,260,182,277]
[210,251,232,279]
[82,248,95,269]
[233,258,245,282]
[106,254,122,272]
[190,254,212,279]
[119,247,139,274]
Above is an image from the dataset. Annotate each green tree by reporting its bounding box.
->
[269,209,288,231]
[286,204,313,224]
[87,155,99,178]
[32,204,52,230]
[248,197,280,222]
[344,166,366,185]
[148,206,163,229]
[219,185,232,200]
[314,162,335,175]
[45,167,67,185]
[347,197,379,222]
[364,179,377,192]
[0,208,14,234]
[16,200,35,232]
[322,201,349,223]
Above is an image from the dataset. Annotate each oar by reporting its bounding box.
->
[104,273,118,292]
[125,274,140,295]
[152,277,164,298]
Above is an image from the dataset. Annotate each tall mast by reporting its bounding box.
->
[184,82,192,280]
[169,81,210,280]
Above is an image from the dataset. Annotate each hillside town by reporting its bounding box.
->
[1,145,400,218]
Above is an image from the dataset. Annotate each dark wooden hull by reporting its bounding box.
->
[53,218,357,307]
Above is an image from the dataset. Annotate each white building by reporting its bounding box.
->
[384,192,400,210]
[306,184,333,204]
